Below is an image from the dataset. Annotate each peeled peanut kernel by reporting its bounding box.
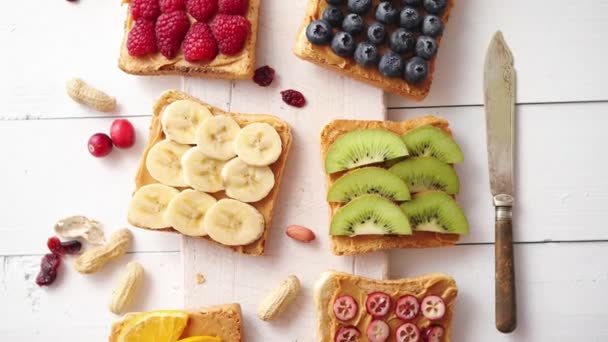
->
[285,225,316,243]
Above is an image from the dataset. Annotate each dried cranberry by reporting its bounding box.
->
[280,89,306,108]
[47,236,82,255]
[253,65,275,87]
[36,253,61,286]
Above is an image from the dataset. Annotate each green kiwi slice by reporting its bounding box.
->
[400,191,469,235]
[327,167,411,202]
[389,157,460,195]
[401,126,464,163]
[325,129,409,174]
[330,194,412,236]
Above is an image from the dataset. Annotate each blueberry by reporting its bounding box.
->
[342,13,365,36]
[326,0,345,5]
[421,15,444,37]
[331,31,356,57]
[354,42,380,67]
[404,56,428,83]
[347,0,372,15]
[399,6,421,30]
[389,28,415,54]
[322,6,344,27]
[402,0,422,5]
[378,51,404,78]
[306,20,333,45]
[375,2,398,25]
[423,0,447,14]
[367,22,387,45]
[415,35,437,60]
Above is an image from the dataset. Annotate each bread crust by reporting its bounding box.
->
[293,0,454,100]
[320,116,461,255]
[130,90,292,256]
[109,303,243,342]
[118,0,260,79]
[314,271,457,342]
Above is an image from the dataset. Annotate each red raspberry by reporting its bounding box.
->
[127,19,158,56]
[156,11,190,59]
[182,23,218,62]
[131,0,161,20]
[218,0,248,15]
[253,65,275,87]
[281,89,306,108]
[186,0,218,22]
[209,14,251,56]
[160,0,185,12]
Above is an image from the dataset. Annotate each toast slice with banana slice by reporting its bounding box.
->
[109,303,243,342]
[128,90,292,256]
[320,116,466,255]
[315,271,457,342]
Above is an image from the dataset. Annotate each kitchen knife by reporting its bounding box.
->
[483,31,517,333]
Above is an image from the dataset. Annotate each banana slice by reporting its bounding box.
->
[128,184,179,229]
[146,140,190,187]
[203,199,265,246]
[164,189,217,236]
[221,157,275,203]
[195,115,241,161]
[161,100,213,144]
[234,122,282,166]
[181,147,227,193]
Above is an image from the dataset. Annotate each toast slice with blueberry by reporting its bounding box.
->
[293,0,454,100]
[118,0,259,79]
[130,90,292,256]
[320,116,466,255]
[109,303,243,342]
[315,270,457,342]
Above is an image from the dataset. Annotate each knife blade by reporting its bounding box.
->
[483,31,517,334]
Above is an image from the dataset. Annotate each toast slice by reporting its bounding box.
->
[314,271,457,342]
[293,0,454,100]
[320,116,460,255]
[131,90,292,256]
[118,0,259,79]
[109,303,243,342]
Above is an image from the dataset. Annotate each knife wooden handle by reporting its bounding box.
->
[495,208,517,333]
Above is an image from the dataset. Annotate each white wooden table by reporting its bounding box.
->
[2,0,608,341]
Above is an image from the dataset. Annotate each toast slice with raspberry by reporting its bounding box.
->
[320,116,461,255]
[293,0,454,100]
[109,303,243,342]
[118,0,259,79]
[314,271,457,342]
[130,90,292,256]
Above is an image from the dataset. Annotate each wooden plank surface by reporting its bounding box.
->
[387,0,608,108]
[181,1,389,340]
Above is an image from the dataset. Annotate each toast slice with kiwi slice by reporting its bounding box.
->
[320,116,466,255]
[314,270,457,342]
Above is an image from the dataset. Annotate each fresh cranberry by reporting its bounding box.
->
[47,236,82,255]
[110,119,136,149]
[35,253,61,286]
[88,133,113,157]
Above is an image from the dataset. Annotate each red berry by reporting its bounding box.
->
[88,133,113,157]
[218,0,248,15]
[36,253,61,287]
[131,0,161,20]
[209,14,251,55]
[156,11,191,59]
[280,89,306,108]
[160,0,185,12]
[127,19,158,57]
[47,237,82,255]
[186,0,218,22]
[110,119,136,149]
[253,65,275,87]
[182,23,218,62]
